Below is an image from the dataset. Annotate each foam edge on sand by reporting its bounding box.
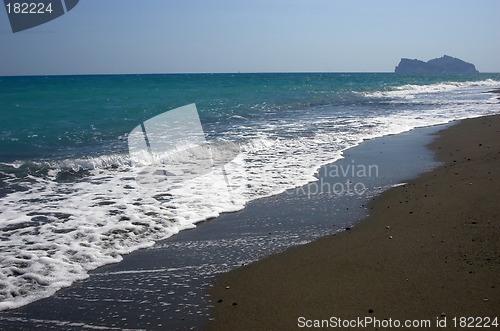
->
[207,114,500,330]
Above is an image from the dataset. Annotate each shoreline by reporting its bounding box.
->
[207,114,500,329]
[0,122,448,329]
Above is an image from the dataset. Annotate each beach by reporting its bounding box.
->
[1,75,499,330]
[0,115,446,330]
[207,114,500,330]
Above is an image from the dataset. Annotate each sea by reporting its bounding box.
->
[1,72,499,314]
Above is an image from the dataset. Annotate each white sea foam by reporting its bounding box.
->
[0,80,499,311]
[363,79,500,99]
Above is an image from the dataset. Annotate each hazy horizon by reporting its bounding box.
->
[3,70,500,78]
[1,0,499,76]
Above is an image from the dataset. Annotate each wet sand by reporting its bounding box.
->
[208,114,500,330]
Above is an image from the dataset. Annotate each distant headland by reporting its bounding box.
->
[395,55,479,74]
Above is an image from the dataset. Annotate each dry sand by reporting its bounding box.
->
[207,114,500,330]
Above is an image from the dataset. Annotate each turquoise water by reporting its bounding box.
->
[0,73,499,311]
[2,73,498,161]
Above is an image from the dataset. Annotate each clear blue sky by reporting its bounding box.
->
[1,0,499,75]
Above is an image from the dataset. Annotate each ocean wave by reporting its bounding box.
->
[362,79,500,99]
[1,153,130,173]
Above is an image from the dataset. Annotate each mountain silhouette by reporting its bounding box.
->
[395,55,479,74]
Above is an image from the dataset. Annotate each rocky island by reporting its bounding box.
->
[395,55,479,74]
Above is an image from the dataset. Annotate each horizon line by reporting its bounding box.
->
[2,71,498,78]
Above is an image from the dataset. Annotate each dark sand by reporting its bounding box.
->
[208,114,500,330]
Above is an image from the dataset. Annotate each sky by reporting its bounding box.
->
[1,0,499,75]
